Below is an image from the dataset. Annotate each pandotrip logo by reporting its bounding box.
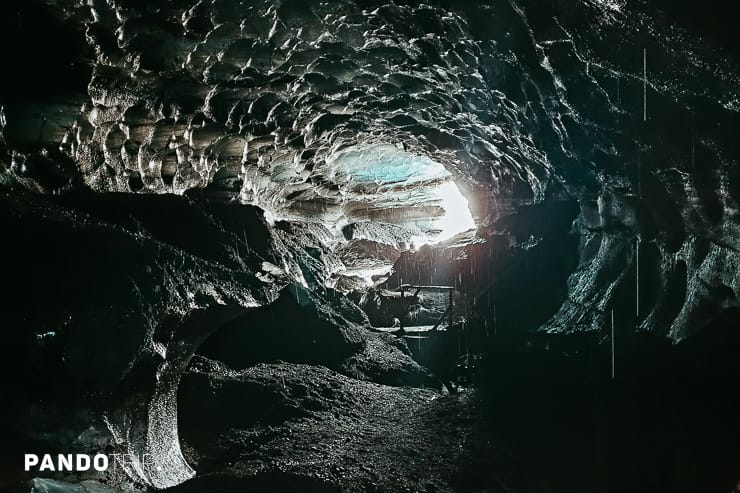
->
[24,453,156,473]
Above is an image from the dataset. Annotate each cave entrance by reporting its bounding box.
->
[327,144,476,246]
[314,144,476,289]
[248,143,477,290]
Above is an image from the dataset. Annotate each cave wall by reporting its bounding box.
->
[1,0,736,341]
[0,1,738,490]
[0,187,424,488]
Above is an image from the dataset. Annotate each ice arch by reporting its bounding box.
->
[327,144,476,246]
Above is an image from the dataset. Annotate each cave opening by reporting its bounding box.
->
[251,143,478,290]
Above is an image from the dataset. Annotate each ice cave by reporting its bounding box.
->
[0,0,738,492]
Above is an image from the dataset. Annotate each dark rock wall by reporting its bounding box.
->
[0,187,422,488]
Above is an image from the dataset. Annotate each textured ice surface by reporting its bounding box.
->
[329,144,448,188]
[0,0,736,339]
[327,144,476,244]
[30,478,120,493]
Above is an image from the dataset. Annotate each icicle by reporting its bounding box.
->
[643,48,647,121]
[636,237,640,318]
[493,302,497,337]
[611,309,615,380]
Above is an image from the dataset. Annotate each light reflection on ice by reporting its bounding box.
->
[429,180,476,243]
[327,144,476,245]
[330,144,448,187]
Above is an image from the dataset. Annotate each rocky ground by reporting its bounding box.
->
[176,358,505,493]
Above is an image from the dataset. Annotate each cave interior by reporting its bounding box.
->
[0,0,738,492]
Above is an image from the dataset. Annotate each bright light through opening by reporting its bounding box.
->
[429,180,476,243]
[328,144,477,247]
[241,143,484,289]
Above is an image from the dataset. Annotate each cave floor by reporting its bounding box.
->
[176,361,508,493]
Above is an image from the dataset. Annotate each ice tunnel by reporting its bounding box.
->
[1,0,738,492]
[326,144,476,245]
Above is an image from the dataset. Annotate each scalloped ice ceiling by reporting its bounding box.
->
[258,143,476,246]
[0,0,737,338]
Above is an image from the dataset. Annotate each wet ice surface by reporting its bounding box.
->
[326,144,476,244]
[329,145,449,189]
